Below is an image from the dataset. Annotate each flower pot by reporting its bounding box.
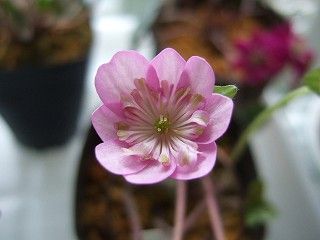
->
[0,59,87,149]
[249,90,320,240]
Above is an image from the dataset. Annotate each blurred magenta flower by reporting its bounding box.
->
[230,23,313,86]
[92,48,233,184]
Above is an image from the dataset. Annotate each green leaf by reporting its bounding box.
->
[303,68,320,95]
[245,179,277,228]
[247,180,264,203]
[214,85,238,99]
[245,202,277,227]
[36,0,62,13]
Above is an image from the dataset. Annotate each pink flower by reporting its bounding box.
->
[92,48,233,184]
[230,23,314,86]
[230,24,290,86]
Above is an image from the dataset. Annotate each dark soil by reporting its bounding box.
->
[0,11,91,70]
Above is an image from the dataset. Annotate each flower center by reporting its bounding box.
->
[250,50,266,66]
[155,115,170,134]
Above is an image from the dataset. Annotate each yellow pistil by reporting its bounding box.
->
[155,115,170,134]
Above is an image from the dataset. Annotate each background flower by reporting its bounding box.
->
[230,23,314,86]
[92,48,233,184]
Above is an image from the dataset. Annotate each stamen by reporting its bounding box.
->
[116,121,129,131]
[117,130,128,138]
[160,154,170,166]
[155,115,170,134]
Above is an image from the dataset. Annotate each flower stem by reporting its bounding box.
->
[123,187,143,240]
[201,176,225,240]
[231,86,311,161]
[183,199,206,233]
[172,180,187,240]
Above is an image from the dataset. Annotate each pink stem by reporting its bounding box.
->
[201,176,225,240]
[123,187,143,240]
[183,199,206,233]
[172,180,187,240]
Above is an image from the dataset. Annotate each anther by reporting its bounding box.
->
[155,115,170,134]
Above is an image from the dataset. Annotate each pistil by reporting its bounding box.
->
[155,115,170,134]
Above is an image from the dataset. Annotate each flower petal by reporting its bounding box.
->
[146,65,160,91]
[178,56,215,97]
[176,142,198,167]
[196,94,233,144]
[151,48,186,86]
[95,50,149,105]
[126,138,158,159]
[124,160,176,184]
[92,105,123,142]
[171,142,217,180]
[178,110,209,127]
[95,142,147,175]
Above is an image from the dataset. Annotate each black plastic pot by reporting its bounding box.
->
[0,59,87,149]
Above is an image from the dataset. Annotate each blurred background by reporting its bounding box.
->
[0,0,319,239]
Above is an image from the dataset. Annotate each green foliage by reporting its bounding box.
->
[245,180,276,228]
[1,0,25,26]
[214,85,238,99]
[304,67,320,95]
[36,0,62,13]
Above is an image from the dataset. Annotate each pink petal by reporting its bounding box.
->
[126,138,158,158]
[178,56,215,97]
[92,105,123,142]
[174,124,205,140]
[124,160,176,184]
[95,142,147,175]
[146,65,160,91]
[151,48,186,86]
[196,94,233,144]
[176,142,198,166]
[95,50,149,105]
[171,142,217,180]
[183,110,209,127]
[104,102,125,118]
